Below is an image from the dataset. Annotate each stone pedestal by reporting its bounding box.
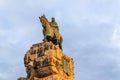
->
[18,42,74,80]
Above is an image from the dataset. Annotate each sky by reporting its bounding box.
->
[0,0,120,80]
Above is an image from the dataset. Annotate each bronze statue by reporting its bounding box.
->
[39,15,63,50]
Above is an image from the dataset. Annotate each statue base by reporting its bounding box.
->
[18,42,74,80]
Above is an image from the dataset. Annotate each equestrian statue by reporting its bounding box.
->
[39,15,63,50]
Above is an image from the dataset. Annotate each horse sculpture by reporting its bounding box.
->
[39,15,63,50]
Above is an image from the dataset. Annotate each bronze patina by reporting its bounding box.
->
[39,15,63,50]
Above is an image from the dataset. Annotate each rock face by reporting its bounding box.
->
[19,42,74,80]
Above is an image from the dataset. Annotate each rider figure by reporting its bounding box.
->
[50,17,60,41]
[50,17,59,30]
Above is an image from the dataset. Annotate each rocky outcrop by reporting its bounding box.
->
[19,42,74,80]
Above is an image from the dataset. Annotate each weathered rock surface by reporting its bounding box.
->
[18,42,74,80]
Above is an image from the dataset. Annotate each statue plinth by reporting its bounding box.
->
[18,42,74,80]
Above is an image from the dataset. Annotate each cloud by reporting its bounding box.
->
[112,26,120,47]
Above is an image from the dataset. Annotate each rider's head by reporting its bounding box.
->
[51,17,55,22]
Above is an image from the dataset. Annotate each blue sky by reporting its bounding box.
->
[0,0,120,80]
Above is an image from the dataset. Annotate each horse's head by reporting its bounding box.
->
[39,15,48,27]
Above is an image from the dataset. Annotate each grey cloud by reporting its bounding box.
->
[62,21,120,80]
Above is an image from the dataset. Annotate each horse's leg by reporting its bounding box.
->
[59,36,63,50]
[59,42,62,50]
[43,29,45,41]
[44,35,47,42]
[45,34,53,42]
